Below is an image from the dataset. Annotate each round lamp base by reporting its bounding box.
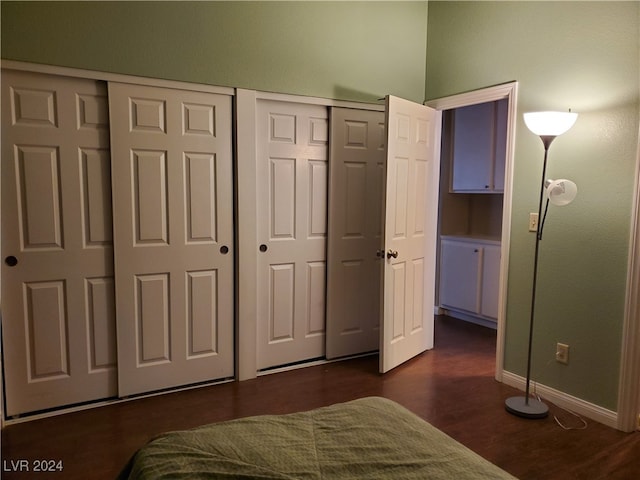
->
[505,396,549,419]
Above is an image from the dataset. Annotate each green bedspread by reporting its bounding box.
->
[118,396,517,479]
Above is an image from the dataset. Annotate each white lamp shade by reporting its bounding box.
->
[546,179,578,206]
[524,111,578,136]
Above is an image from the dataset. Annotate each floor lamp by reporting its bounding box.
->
[505,111,578,419]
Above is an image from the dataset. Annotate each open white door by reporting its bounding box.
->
[380,96,441,373]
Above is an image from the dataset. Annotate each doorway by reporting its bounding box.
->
[427,82,518,381]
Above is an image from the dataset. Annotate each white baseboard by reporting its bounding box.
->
[501,371,618,429]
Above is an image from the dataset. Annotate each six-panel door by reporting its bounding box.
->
[380,96,440,374]
[326,107,385,359]
[255,100,329,370]
[1,70,117,416]
[109,83,234,396]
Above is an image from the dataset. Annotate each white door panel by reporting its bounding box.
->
[1,70,116,416]
[256,101,328,370]
[109,83,234,396]
[326,107,385,359]
[380,96,440,373]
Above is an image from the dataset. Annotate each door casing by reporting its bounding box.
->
[427,82,519,384]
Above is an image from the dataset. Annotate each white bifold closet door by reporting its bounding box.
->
[109,83,234,396]
[1,70,116,416]
[326,107,385,359]
[256,100,329,370]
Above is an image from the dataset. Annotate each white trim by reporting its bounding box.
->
[502,371,618,429]
[236,89,259,381]
[2,378,234,426]
[426,82,517,111]
[426,81,519,385]
[617,120,640,432]
[257,351,377,377]
[1,59,235,96]
[254,90,385,111]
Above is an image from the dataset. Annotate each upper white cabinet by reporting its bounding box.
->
[450,99,507,193]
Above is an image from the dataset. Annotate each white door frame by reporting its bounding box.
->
[426,81,519,383]
[617,123,640,432]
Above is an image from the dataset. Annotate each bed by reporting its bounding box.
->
[117,396,517,479]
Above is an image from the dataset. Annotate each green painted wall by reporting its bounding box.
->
[426,1,639,410]
[1,1,427,103]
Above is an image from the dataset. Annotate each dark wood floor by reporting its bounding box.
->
[2,316,639,479]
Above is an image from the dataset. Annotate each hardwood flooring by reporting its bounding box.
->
[2,316,638,479]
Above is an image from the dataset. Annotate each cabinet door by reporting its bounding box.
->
[439,239,481,314]
[480,244,501,319]
[493,99,508,192]
[451,102,494,192]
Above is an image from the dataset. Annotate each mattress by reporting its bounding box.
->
[117,396,517,479]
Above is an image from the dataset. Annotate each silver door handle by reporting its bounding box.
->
[386,249,398,259]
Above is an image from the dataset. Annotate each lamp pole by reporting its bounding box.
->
[523,136,554,408]
[505,111,577,419]
[505,135,555,419]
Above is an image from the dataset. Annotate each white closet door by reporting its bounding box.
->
[256,100,328,370]
[326,107,385,359]
[109,83,234,396]
[380,96,440,373]
[1,70,116,416]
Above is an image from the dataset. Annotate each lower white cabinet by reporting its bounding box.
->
[439,236,501,321]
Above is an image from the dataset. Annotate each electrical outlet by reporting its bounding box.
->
[529,213,538,232]
[556,343,569,364]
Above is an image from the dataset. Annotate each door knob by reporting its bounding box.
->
[386,249,398,259]
[376,249,384,258]
[259,244,268,252]
[220,245,229,254]
[4,256,18,267]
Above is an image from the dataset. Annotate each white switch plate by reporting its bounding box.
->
[529,213,538,232]
[556,343,569,364]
